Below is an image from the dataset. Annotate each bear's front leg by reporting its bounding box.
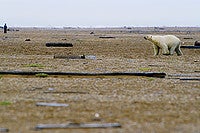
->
[161,43,170,55]
[153,44,160,56]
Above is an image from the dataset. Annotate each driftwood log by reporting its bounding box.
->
[35,123,121,130]
[0,71,166,78]
[54,55,85,59]
[183,37,193,39]
[0,128,9,132]
[44,91,88,94]
[180,78,200,81]
[167,74,200,81]
[46,43,73,47]
[181,46,200,49]
[168,74,200,77]
[99,36,115,39]
[36,102,69,107]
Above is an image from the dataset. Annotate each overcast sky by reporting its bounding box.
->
[1,0,200,27]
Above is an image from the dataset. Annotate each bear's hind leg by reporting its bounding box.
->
[175,46,183,56]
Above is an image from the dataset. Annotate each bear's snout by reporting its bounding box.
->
[144,36,147,40]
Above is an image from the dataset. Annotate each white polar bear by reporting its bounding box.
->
[144,35,183,56]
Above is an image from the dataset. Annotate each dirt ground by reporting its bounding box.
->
[0,27,199,133]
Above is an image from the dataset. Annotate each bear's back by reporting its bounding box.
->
[163,35,180,45]
[152,35,180,45]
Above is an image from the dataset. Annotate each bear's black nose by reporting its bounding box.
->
[144,37,147,40]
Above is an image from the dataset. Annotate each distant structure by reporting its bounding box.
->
[4,23,7,33]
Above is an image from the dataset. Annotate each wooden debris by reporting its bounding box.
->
[180,78,200,81]
[168,74,200,77]
[54,55,96,60]
[36,102,69,107]
[148,64,165,67]
[181,46,200,49]
[43,91,88,94]
[25,38,31,41]
[0,71,166,78]
[183,37,193,39]
[167,74,200,81]
[46,43,73,47]
[54,55,85,59]
[35,123,121,130]
[0,128,9,132]
[99,36,115,39]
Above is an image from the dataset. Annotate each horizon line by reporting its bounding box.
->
[3,25,200,29]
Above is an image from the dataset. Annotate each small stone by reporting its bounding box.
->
[95,113,99,118]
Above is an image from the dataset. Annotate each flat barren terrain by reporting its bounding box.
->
[0,27,199,133]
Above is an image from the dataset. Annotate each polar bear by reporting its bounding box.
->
[144,35,183,56]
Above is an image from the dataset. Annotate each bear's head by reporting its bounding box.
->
[144,35,152,40]
[144,35,159,45]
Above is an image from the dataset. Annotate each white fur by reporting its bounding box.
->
[144,35,183,56]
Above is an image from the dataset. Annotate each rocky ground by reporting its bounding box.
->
[0,27,199,133]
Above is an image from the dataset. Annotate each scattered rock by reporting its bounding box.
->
[194,41,200,46]
[25,38,31,41]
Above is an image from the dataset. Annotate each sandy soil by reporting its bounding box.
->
[0,27,199,133]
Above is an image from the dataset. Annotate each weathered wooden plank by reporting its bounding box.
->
[180,78,200,81]
[0,71,166,78]
[54,55,85,59]
[148,64,165,67]
[183,37,193,39]
[168,74,200,77]
[181,46,200,49]
[46,43,73,47]
[99,36,115,39]
[36,102,69,107]
[0,128,9,132]
[167,74,200,80]
[43,91,89,94]
[35,123,121,130]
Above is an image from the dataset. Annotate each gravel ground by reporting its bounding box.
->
[0,28,199,133]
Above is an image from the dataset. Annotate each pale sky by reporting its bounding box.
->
[1,0,200,27]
